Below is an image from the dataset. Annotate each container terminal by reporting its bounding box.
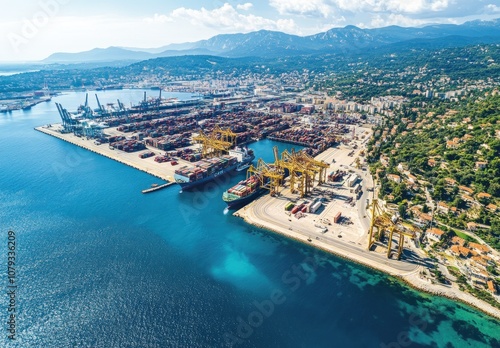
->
[35,90,500,320]
[36,91,352,185]
[36,92,410,270]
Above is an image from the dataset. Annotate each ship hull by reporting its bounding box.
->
[175,153,254,191]
[175,163,238,191]
[224,188,265,209]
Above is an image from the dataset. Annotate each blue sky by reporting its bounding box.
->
[1,0,499,61]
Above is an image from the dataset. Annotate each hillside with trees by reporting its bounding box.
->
[367,91,500,250]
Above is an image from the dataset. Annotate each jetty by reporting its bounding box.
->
[141,182,174,194]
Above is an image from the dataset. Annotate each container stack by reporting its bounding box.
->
[174,155,238,183]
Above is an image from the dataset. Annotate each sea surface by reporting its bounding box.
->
[0,90,499,348]
[0,70,39,76]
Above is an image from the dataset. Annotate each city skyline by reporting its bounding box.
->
[1,0,499,61]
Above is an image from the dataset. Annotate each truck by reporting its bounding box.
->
[347,174,358,187]
[310,201,322,214]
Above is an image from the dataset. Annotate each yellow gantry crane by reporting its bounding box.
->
[367,199,391,250]
[275,148,328,197]
[367,199,418,259]
[213,125,237,147]
[355,157,362,169]
[247,158,283,195]
[277,149,305,196]
[387,221,418,259]
[192,126,235,158]
[244,146,331,198]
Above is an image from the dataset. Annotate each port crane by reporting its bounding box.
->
[212,125,237,147]
[273,147,328,197]
[355,157,362,169]
[294,150,329,185]
[192,126,235,158]
[277,149,312,197]
[247,158,283,196]
[367,199,418,259]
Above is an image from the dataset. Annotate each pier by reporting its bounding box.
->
[35,124,179,182]
[141,182,175,194]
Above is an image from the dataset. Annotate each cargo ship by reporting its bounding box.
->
[222,175,265,209]
[174,147,254,190]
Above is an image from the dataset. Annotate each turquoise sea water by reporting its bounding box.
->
[0,90,499,347]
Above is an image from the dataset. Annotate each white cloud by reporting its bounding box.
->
[167,3,299,33]
[330,0,451,14]
[144,13,173,23]
[485,4,500,13]
[236,3,253,11]
[269,0,455,19]
[364,13,430,28]
[269,0,333,18]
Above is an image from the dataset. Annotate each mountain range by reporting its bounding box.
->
[43,18,500,63]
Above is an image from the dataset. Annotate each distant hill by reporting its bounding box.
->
[42,18,500,63]
[43,47,153,63]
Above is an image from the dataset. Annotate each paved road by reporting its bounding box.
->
[252,195,419,273]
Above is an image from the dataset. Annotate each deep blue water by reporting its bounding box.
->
[0,90,499,348]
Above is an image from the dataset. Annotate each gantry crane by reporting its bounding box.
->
[247,158,283,195]
[294,150,329,184]
[278,149,307,196]
[275,148,328,197]
[367,198,392,250]
[355,157,362,169]
[212,125,237,147]
[367,198,418,259]
[192,127,234,158]
[387,221,418,259]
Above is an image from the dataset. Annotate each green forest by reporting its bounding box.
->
[367,92,500,249]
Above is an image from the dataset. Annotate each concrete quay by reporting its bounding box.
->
[35,124,180,182]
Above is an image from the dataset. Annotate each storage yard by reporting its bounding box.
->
[38,94,379,245]
[268,125,344,156]
[37,97,358,186]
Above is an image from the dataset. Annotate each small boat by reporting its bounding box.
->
[236,162,251,172]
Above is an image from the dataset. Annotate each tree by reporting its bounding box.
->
[433,184,446,200]
[398,203,408,219]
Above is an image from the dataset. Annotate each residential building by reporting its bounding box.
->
[486,204,498,213]
[426,228,445,242]
[475,161,488,170]
[468,242,490,255]
[487,280,497,294]
[467,222,478,231]
[437,201,450,214]
[450,245,471,258]
[444,177,457,186]
[458,186,474,195]
[387,174,401,184]
[477,192,492,200]
[451,236,466,246]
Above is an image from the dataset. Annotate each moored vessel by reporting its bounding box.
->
[222,175,265,209]
[174,146,255,191]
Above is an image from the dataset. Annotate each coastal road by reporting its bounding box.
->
[252,195,419,273]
